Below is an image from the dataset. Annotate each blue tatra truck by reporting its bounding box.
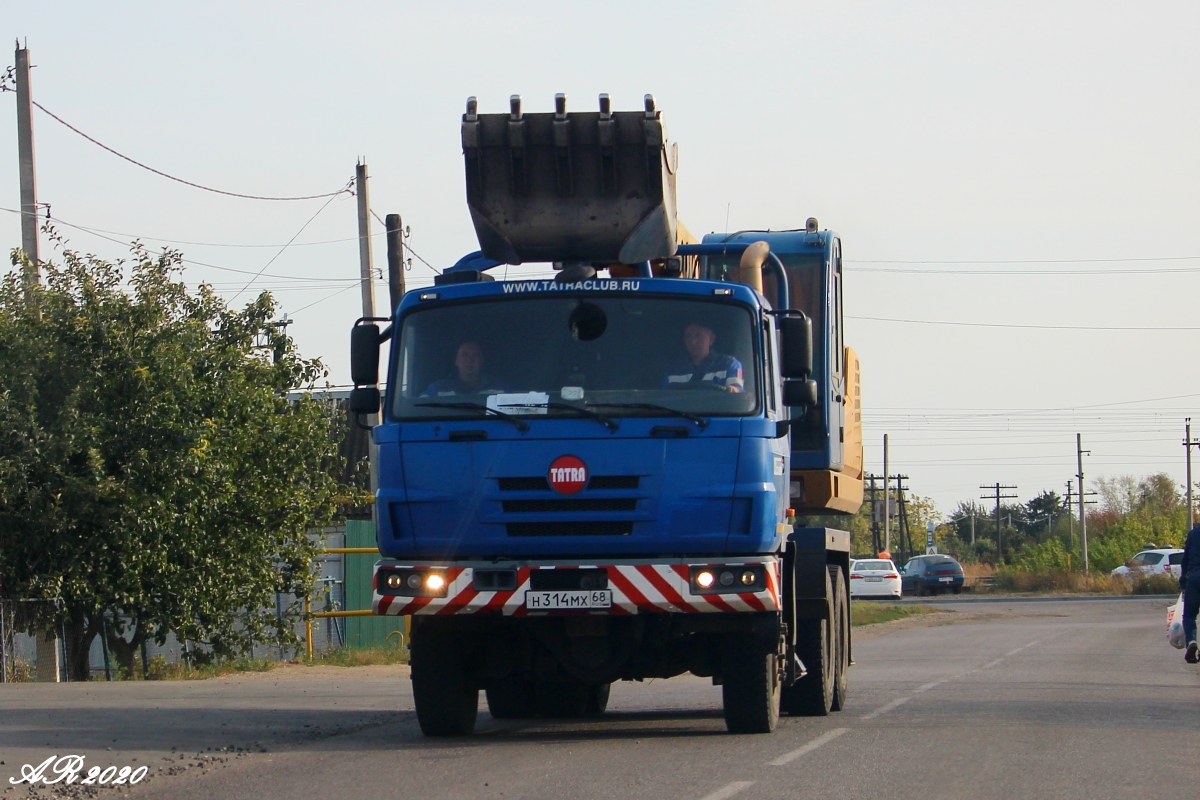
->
[349,94,864,735]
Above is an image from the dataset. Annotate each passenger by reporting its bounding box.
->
[1179,522,1200,663]
[421,341,510,397]
[663,323,744,393]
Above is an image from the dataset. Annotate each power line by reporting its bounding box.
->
[852,265,1200,275]
[230,184,353,301]
[852,255,1200,266]
[2,208,354,283]
[288,283,359,315]
[849,315,1200,331]
[30,100,352,202]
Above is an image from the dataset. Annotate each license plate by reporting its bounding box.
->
[939,577,953,582]
[866,577,883,582]
[525,590,612,611]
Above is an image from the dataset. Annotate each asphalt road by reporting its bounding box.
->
[3,597,1197,799]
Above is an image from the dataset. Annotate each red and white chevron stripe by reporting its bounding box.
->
[373,560,780,616]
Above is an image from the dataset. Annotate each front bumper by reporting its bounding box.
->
[373,557,781,616]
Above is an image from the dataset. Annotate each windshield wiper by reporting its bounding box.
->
[414,401,530,433]
[586,402,709,430]
[503,402,618,432]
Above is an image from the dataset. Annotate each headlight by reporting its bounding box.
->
[425,573,446,591]
[689,565,766,594]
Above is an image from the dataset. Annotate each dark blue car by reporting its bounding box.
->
[900,555,965,596]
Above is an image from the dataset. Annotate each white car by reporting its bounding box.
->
[849,559,902,598]
[1110,548,1184,580]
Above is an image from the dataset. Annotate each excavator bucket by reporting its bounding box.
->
[461,94,678,265]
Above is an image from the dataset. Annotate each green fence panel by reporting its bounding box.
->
[343,520,408,649]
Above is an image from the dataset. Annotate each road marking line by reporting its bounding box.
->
[861,696,910,720]
[768,727,849,766]
[914,679,945,693]
[981,658,1003,669]
[697,780,756,800]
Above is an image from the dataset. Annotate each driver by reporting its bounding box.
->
[663,323,744,392]
[421,341,510,397]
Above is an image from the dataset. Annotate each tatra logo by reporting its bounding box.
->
[547,455,588,494]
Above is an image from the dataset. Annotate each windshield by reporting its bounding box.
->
[854,561,893,571]
[390,294,759,421]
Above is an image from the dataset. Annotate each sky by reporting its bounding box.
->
[4,1,1200,517]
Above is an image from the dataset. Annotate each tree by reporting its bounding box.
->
[0,241,344,678]
[1025,490,1062,543]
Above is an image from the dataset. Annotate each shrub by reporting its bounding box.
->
[1131,573,1181,596]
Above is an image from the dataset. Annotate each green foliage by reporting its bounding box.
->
[950,472,1187,581]
[1010,538,1074,572]
[0,240,344,677]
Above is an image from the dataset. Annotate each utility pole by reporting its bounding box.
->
[355,161,376,320]
[385,214,406,314]
[865,474,881,555]
[1077,433,1090,571]
[883,434,890,553]
[981,483,1017,562]
[970,507,976,545]
[1065,481,1075,544]
[15,41,39,284]
[895,475,912,562]
[1184,418,1199,528]
[355,161,379,502]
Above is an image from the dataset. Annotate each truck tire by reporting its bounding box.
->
[486,679,536,719]
[782,567,834,716]
[535,681,589,718]
[584,682,611,715]
[722,634,780,734]
[411,630,479,736]
[829,566,850,712]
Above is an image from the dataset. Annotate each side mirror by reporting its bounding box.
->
[782,378,818,408]
[351,323,381,386]
[778,314,813,379]
[348,386,381,415]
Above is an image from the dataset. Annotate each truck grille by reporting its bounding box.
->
[506,521,634,537]
[497,475,640,491]
[501,498,637,513]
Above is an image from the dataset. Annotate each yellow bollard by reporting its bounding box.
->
[304,595,313,661]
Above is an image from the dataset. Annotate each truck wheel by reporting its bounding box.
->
[829,566,850,712]
[486,678,535,719]
[584,682,611,715]
[411,630,478,736]
[535,681,589,718]
[782,567,834,716]
[722,634,781,734]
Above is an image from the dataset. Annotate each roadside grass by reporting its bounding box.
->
[303,644,408,667]
[982,571,1178,595]
[146,655,275,681]
[135,644,409,680]
[851,600,942,627]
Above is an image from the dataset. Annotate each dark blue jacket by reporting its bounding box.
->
[1180,524,1200,585]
